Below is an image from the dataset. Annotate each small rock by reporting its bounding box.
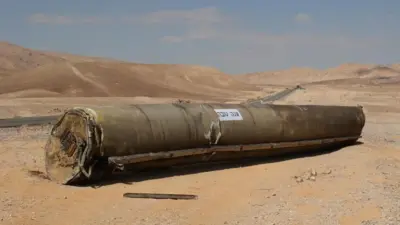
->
[64,196,67,199]
[310,169,317,177]
[323,169,332,175]
[296,177,303,183]
[309,176,316,181]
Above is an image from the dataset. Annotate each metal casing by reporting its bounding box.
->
[44,103,365,184]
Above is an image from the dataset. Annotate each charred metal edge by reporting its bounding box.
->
[108,136,361,166]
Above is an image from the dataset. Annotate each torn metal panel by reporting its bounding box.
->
[44,103,365,185]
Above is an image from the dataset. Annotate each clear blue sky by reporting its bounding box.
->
[0,0,399,74]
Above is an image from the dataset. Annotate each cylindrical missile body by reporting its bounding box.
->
[45,103,365,184]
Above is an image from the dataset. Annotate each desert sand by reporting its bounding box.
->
[1,42,400,225]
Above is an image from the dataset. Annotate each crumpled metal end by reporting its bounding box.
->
[44,134,81,185]
[44,108,99,185]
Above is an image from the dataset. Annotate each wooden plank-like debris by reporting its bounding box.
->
[123,192,198,200]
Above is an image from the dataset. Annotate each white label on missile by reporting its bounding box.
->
[214,109,243,121]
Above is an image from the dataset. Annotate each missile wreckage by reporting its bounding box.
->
[44,103,365,185]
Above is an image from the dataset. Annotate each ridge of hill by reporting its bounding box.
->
[1,41,399,99]
[0,41,118,74]
[0,42,259,98]
[236,63,400,86]
[0,61,258,99]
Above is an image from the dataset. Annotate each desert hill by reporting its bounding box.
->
[1,41,399,100]
[237,63,400,86]
[0,42,259,99]
[0,61,259,98]
[0,42,64,74]
[305,64,400,86]
[0,42,116,74]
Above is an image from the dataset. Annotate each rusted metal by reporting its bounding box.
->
[44,103,365,185]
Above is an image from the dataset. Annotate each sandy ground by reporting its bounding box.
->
[0,83,400,225]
